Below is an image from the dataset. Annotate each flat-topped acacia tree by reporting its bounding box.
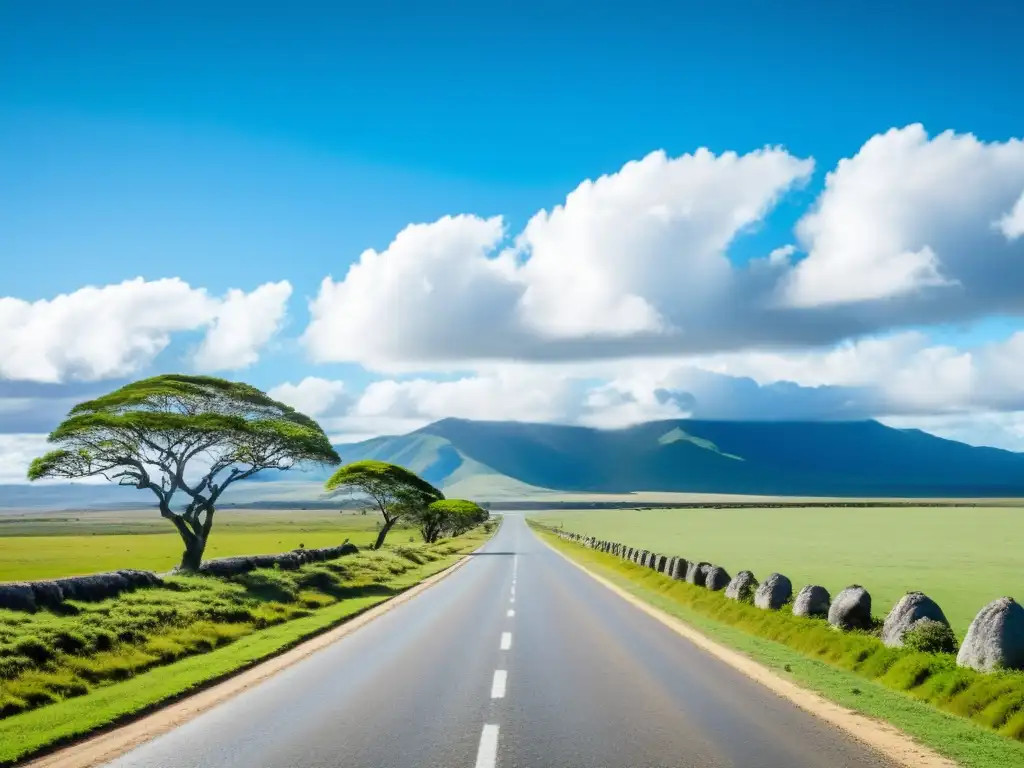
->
[27,375,341,571]
[324,461,443,549]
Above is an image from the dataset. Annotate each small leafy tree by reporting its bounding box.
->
[430,499,488,538]
[28,375,340,570]
[324,461,443,549]
[413,502,450,544]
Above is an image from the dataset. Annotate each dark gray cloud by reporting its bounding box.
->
[0,380,119,434]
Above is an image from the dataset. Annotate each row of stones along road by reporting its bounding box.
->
[474,554,517,768]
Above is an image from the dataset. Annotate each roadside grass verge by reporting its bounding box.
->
[532,524,1024,768]
[0,522,496,765]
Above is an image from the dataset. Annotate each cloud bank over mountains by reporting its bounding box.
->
[4,123,1024,477]
[303,125,1024,369]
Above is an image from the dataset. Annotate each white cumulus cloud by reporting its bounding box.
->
[997,190,1024,240]
[302,147,815,369]
[786,125,1024,307]
[0,434,51,483]
[0,278,292,382]
[193,281,292,372]
[302,126,1024,370]
[267,376,347,417]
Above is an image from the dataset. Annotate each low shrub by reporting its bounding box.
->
[904,619,959,654]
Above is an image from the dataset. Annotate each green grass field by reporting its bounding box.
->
[530,506,1024,635]
[0,509,422,580]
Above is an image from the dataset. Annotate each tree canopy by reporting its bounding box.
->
[29,375,340,569]
[426,499,489,540]
[324,460,443,549]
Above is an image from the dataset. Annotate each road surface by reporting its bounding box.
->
[105,514,895,768]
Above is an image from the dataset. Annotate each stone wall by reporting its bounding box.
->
[0,569,162,612]
[197,542,359,577]
[0,541,361,612]
[549,527,1024,674]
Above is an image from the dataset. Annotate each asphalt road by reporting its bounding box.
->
[105,515,896,768]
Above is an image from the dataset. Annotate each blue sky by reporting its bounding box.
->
[3,0,1024,476]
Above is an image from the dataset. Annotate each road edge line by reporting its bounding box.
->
[540,535,959,768]
[23,546,484,768]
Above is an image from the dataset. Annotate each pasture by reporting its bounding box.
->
[530,505,1024,635]
[0,509,419,581]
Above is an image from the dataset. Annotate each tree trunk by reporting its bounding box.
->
[178,536,206,571]
[177,530,207,571]
[373,519,396,550]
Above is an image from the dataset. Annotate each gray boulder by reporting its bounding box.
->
[957,597,1024,672]
[198,542,358,577]
[725,571,758,602]
[793,585,831,618]
[828,585,872,630]
[198,556,254,577]
[0,583,36,612]
[685,561,710,587]
[881,592,950,647]
[55,572,131,601]
[274,552,305,570]
[705,566,731,591]
[118,569,162,589]
[754,573,793,610]
[30,581,64,609]
[670,557,688,580]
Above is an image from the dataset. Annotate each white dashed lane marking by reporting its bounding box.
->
[491,670,507,698]
[475,724,499,768]
[500,632,512,650]
[507,609,514,617]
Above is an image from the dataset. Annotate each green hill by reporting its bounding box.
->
[8,417,1024,510]
[333,417,1024,498]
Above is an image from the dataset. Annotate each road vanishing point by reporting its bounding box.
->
[104,515,895,768]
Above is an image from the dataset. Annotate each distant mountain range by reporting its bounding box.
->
[333,417,1024,498]
[4,417,1024,510]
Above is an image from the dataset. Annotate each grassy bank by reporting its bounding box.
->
[531,506,1024,634]
[0,510,418,581]
[533,524,1024,768]
[0,522,495,765]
